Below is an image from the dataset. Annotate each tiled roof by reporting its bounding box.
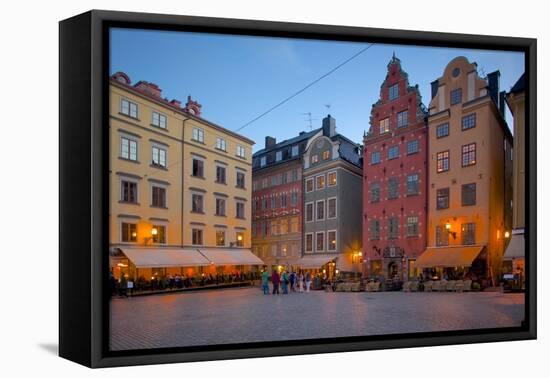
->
[253,128,322,156]
[510,73,525,94]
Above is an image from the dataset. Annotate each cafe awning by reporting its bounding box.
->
[297,255,334,269]
[415,245,485,269]
[504,233,525,260]
[197,248,265,266]
[119,247,211,268]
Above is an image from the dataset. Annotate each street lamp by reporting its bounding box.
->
[445,222,456,239]
[504,231,510,239]
[144,227,158,245]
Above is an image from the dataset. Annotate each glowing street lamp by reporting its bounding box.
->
[504,231,510,239]
[445,221,456,239]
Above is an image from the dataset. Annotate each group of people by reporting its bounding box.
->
[261,270,312,295]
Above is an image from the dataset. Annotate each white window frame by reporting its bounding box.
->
[151,145,167,167]
[305,178,314,193]
[120,135,138,161]
[120,220,138,243]
[305,202,314,223]
[151,223,168,245]
[327,170,337,187]
[316,199,325,221]
[315,231,325,252]
[120,98,138,118]
[216,137,227,151]
[327,230,337,251]
[151,111,167,129]
[237,145,246,158]
[150,183,168,208]
[327,197,337,219]
[305,232,314,252]
[191,227,204,246]
[119,176,139,203]
[192,127,205,143]
[291,145,299,157]
[315,174,326,190]
[379,117,390,134]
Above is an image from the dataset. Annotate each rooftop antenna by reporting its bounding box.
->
[301,112,316,130]
[480,66,487,78]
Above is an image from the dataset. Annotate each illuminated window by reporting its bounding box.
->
[316,174,325,190]
[327,231,337,251]
[216,230,225,246]
[152,225,166,244]
[236,232,245,247]
[121,222,137,242]
[462,143,476,166]
[379,117,390,134]
[328,171,337,186]
[311,154,319,164]
[437,151,450,173]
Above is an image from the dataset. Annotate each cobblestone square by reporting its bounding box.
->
[110,288,525,351]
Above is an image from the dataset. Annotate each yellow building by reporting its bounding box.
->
[109,72,261,282]
[416,57,513,286]
[504,73,526,277]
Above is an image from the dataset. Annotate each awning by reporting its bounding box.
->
[504,233,525,260]
[296,255,334,269]
[197,248,265,266]
[415,245,485,269]
[119,247,211,268]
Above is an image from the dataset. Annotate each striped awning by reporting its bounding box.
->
[415,245,485,269]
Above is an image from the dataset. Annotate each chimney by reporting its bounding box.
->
[322,114,336,137]
[430,79,439,99]
[134,81,162,98]
[170,99,182,108]
[499,91,506,118]
[265,136,276,149]
[487,70,501,107]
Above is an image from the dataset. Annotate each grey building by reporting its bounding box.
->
[301,115,363,276]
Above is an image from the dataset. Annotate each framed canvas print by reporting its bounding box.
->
[59,10,536,368]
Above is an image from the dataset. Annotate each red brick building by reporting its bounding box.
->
[362,55,428,283]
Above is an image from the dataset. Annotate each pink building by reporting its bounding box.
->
[362,55,428,284]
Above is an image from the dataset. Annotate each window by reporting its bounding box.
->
[192,127,204,143]
[388,178,399,199]
[397,110,408,128]
[379,118,390,134]
[120,137,138,162]
[437,151,450,173]
[316,200,325,220]
[236,145,246,158]
[305,178,314,193]
[370,182,380,203]
[216,137,227,151]
[316,232,325,252]
[121,98,138,118]
[291,169,299,182]
[192,158,204,177]
[121,222,137,242]
[305,233,313,252]
[311,154,319,164]
[260,156,266,167]
[389,83,399,100]
[291,191,298,206]
[388,145,399,160]
[151,186,166,208]
[450,88,462,105]
[281,194,287,208]
[305,202,313,222]
[216,230,225,246]
[236,171,246,189]
[461,223,476,245]
[371,151,381,165]
[322,150,330,160]
[407,174,419,195]
[291,145,299,157]
[215,166,226,184]
[462,143,476,166]
[275,150,283,162]
[370,219,380,240]
[192,193,204,213]
[327,231,337,251]
[407,216,419,237]
[121,180,137,203]
[152,225,166,244]
[281,172,288,185]
[436,225,449,246]
[436,188,449,210]
[327,198,337,219]
[462,183,476,206]
[192,229,203,245]
[316,175,325,190]
[152,146,167,167]
[462,114,476,130]
[328,171,337,186]
[291,217,299,233]
[236,232,245,247]
[236,202,245,219]
[388,217,398,239]
[407,140,419,155]
[271,175,279,186]
[215,198,226,216]
[436,123,449,138]
[152,111,167,129]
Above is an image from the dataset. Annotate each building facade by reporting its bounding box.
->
[109,72,260,281]
[417,57,513,285]
[251,130,322,272]
[504,73,526,276]
[302,115,363,276]
[362,55,428,282]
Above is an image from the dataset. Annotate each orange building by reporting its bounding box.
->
[416,57,513,286]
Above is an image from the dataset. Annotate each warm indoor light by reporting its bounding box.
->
[335,269,339,274]
[237,234,243,241]
[445,222,451,231]
[131,231,137,238]
[358,252,362,257]
[151,227,158,236]
[504,231,510,238]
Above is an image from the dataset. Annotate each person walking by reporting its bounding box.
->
[305,271,312,292]
[289,271,296,292]
[271,270,280,295]
[261,270,270,295]
[281,270,289,294]
[298,271,304,293]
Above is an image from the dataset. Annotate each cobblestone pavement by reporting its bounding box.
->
[110,288,525,351]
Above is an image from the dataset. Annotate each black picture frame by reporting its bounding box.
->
[59,9,537,368]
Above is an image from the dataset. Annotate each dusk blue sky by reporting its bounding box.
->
[110,28,524,152]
